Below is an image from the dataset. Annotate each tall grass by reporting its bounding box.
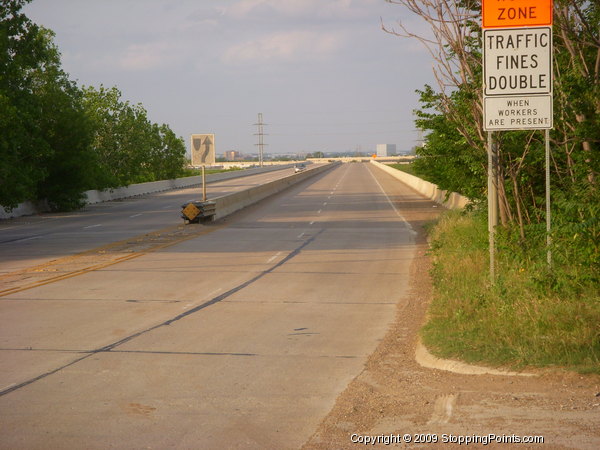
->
[421,210,600,374]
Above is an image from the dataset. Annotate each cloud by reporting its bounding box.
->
[185,5,225,28]
[118,42,179,71]
[221,30,345,65]
[226,0,377,20]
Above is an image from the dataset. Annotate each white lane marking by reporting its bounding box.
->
[0,225,25,232]
[183,288,223,309]
[297,232,305,239]
[323,202,327,206]
[12,236,42,243]
[267,251,282,263]
[163,205,174,209]
[368,168,415,234]
[129,213,142,218]
[309,221,314,225]
[317,209,322,214]
[83,224,102,229]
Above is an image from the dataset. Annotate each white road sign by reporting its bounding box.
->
[191,134,216,166]
[484,95,552,130]
[483,27,552,96]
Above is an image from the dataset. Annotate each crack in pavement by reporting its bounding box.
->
[0,229,324,397]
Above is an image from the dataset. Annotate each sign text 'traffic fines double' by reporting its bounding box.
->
[482,0,553,131]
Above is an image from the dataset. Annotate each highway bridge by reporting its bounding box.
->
[2,162,594,449]
[0,162,437,448]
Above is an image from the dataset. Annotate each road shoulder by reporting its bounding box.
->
[303,209,600,450]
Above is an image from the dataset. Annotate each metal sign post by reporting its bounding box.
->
[482,0,554,280]
[191,134,216,203]
[545,129,551,266]
[488,131,498,283]
[202,165,207,202]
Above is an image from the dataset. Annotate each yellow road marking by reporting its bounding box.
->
[0,223,224,298]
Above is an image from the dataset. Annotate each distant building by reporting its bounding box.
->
[225,150,241,161]
[376,144,396,157]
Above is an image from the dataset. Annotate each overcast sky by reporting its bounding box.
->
[24,0,435,156]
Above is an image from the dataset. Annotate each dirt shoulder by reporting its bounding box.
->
[302,206,600,449]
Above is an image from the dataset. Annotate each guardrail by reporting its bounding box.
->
[370,160,470,210]
[211,163,338,220]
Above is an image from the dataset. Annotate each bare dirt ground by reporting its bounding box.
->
[302,209,600,450]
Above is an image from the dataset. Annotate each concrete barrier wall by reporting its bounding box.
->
[83,163,297,205]
[307,156,416,164]
[213,163,337,220]
[0,200,51,220]
[1,164,297,219]
[217,161,302,169]
[370,160,470,210]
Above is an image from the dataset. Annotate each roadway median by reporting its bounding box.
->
[1,164,298,219]
[1,163,338,297]
[211,163,338,220]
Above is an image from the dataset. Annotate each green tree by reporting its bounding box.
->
[390,0,599,275]
[82,85,186,187]
[1,0,95,210]
[82,85,140,187]
[148,123,186,181]
[1,0,53,208]
[1,1,187,212]
[413,85,486,202]
[32,32,96,210]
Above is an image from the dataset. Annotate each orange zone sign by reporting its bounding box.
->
[483,0,553,28]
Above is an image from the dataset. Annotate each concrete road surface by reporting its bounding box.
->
[0,167,301,274]
[0,163,425,449]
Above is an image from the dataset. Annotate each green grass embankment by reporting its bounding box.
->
[387,163,418,177]
[421,210,600,374]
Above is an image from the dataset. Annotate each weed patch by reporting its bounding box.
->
[422,210,600,374]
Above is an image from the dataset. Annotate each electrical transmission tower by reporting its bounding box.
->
[254,113,268,167]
